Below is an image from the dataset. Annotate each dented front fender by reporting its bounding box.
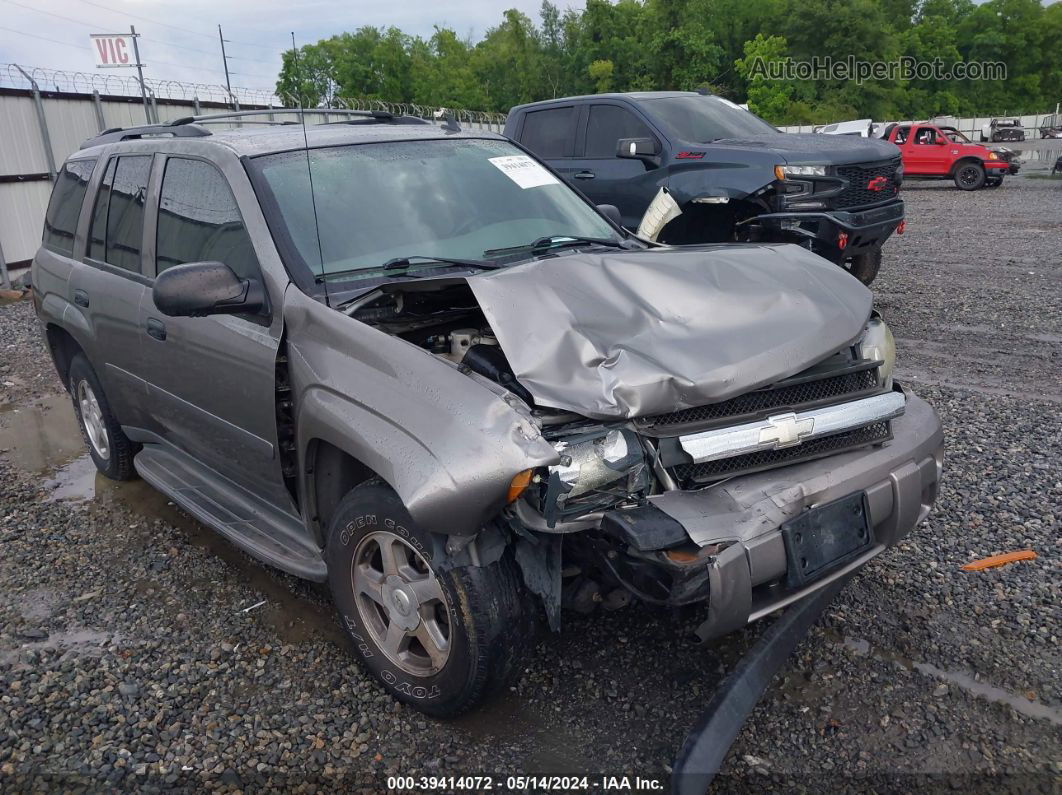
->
[283,286,558,537]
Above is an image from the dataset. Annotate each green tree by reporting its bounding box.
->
[588,59,615,93]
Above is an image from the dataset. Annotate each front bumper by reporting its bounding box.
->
[752,199,905,258]
[617,391,943,639]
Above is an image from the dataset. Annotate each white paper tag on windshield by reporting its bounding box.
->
[489,155,559,189]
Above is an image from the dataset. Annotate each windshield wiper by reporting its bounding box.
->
[316,254,500,283]
[483,235,627,258]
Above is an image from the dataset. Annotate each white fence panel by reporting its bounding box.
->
[0,94,51,175]
[42,97,104,165]
[0,180,52,264]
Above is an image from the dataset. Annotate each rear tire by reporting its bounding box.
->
[68,353,138,480]
[845,248,882,286]
[326,480,535,717]
[954,163,985,191]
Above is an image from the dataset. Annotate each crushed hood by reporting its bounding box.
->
[466,244,872,420]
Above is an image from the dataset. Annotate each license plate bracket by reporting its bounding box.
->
[782,491,873,588]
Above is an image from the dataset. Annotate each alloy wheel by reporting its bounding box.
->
[77,380,110,460]
[351,531,450,676]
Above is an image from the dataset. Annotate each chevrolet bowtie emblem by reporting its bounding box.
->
[759,412,815,448]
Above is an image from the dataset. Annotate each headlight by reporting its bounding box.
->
[551,429,643,498]
[988,151,999,160]
[775,164,827,179]
[860,314,896,388]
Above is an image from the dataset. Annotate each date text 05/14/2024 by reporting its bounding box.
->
[386,775,665,791]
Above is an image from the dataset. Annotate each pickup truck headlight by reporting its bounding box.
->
[551,429,643,498]
[775,164,827,179]
[860,315,896,388]
[987,151,999,160]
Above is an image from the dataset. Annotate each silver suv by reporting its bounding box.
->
[32,111,943,716]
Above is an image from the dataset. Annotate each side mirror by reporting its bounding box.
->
[616,137,660,167]
[153,261,266,318]
[596,203,622,227]
[936,137,948,146]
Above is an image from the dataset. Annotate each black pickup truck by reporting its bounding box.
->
[505,91,905,284]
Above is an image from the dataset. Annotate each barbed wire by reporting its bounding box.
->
[1,63,277,104]
[0,64,508,127]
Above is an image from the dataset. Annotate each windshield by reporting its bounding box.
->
[637,95,779,142]
[252,138,618,284]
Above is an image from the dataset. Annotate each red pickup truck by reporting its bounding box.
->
[882,122,1010,190]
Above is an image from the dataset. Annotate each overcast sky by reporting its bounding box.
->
[0,0,579,92]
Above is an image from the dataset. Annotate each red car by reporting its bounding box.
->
[882,122,1009,190]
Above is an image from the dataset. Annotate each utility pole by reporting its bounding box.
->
[219,25,234,109]
[129,25,150,123]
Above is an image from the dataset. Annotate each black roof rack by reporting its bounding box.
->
[80,121,210,149]
[79,108,432,149]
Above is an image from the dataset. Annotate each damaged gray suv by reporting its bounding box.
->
[32,111,943,717]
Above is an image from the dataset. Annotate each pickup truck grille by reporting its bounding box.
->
[834,160,901,208]
[636,363,880,435]
[671,421,892,486]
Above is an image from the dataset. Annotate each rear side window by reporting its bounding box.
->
[88,155,152,273]
[156,158,259,280]
[585,105,655,158]
[42,159,95,257]
[519,107,574,159]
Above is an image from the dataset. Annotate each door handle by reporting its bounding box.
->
[73,289,89,308]
[146,317,167,341]
[573,170,596,180]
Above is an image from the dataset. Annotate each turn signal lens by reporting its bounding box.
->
[507,469,533,504]
[774,164,786,181]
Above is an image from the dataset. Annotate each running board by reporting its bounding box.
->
[134,445,327,581]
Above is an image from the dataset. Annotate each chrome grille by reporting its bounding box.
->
[834,160,900,208]
[637,366,879,433]
[671,422,891,486]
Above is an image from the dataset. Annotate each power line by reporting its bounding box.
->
[1,0,276,76]
[71,0,287,50]
[0,24,91,51]
[1,0,97,31]
[3,0,278,62]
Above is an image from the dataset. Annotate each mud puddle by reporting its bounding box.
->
[1,393,346,650]
[0,393,83,472]
[838,634,1062,726]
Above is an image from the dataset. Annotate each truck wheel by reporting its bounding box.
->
[68,353,138,480]
[954,163,985,190]
[846,249,882,285]
[325,480,534,717]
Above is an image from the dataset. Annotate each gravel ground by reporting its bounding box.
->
[0,177,1059,792]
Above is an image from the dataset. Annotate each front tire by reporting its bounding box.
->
[68,353,138,480]
[326,480,534,717]
[954,163,985,191]
[845,248,882,286]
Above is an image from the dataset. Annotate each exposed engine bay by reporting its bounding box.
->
[344,279,535,406]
